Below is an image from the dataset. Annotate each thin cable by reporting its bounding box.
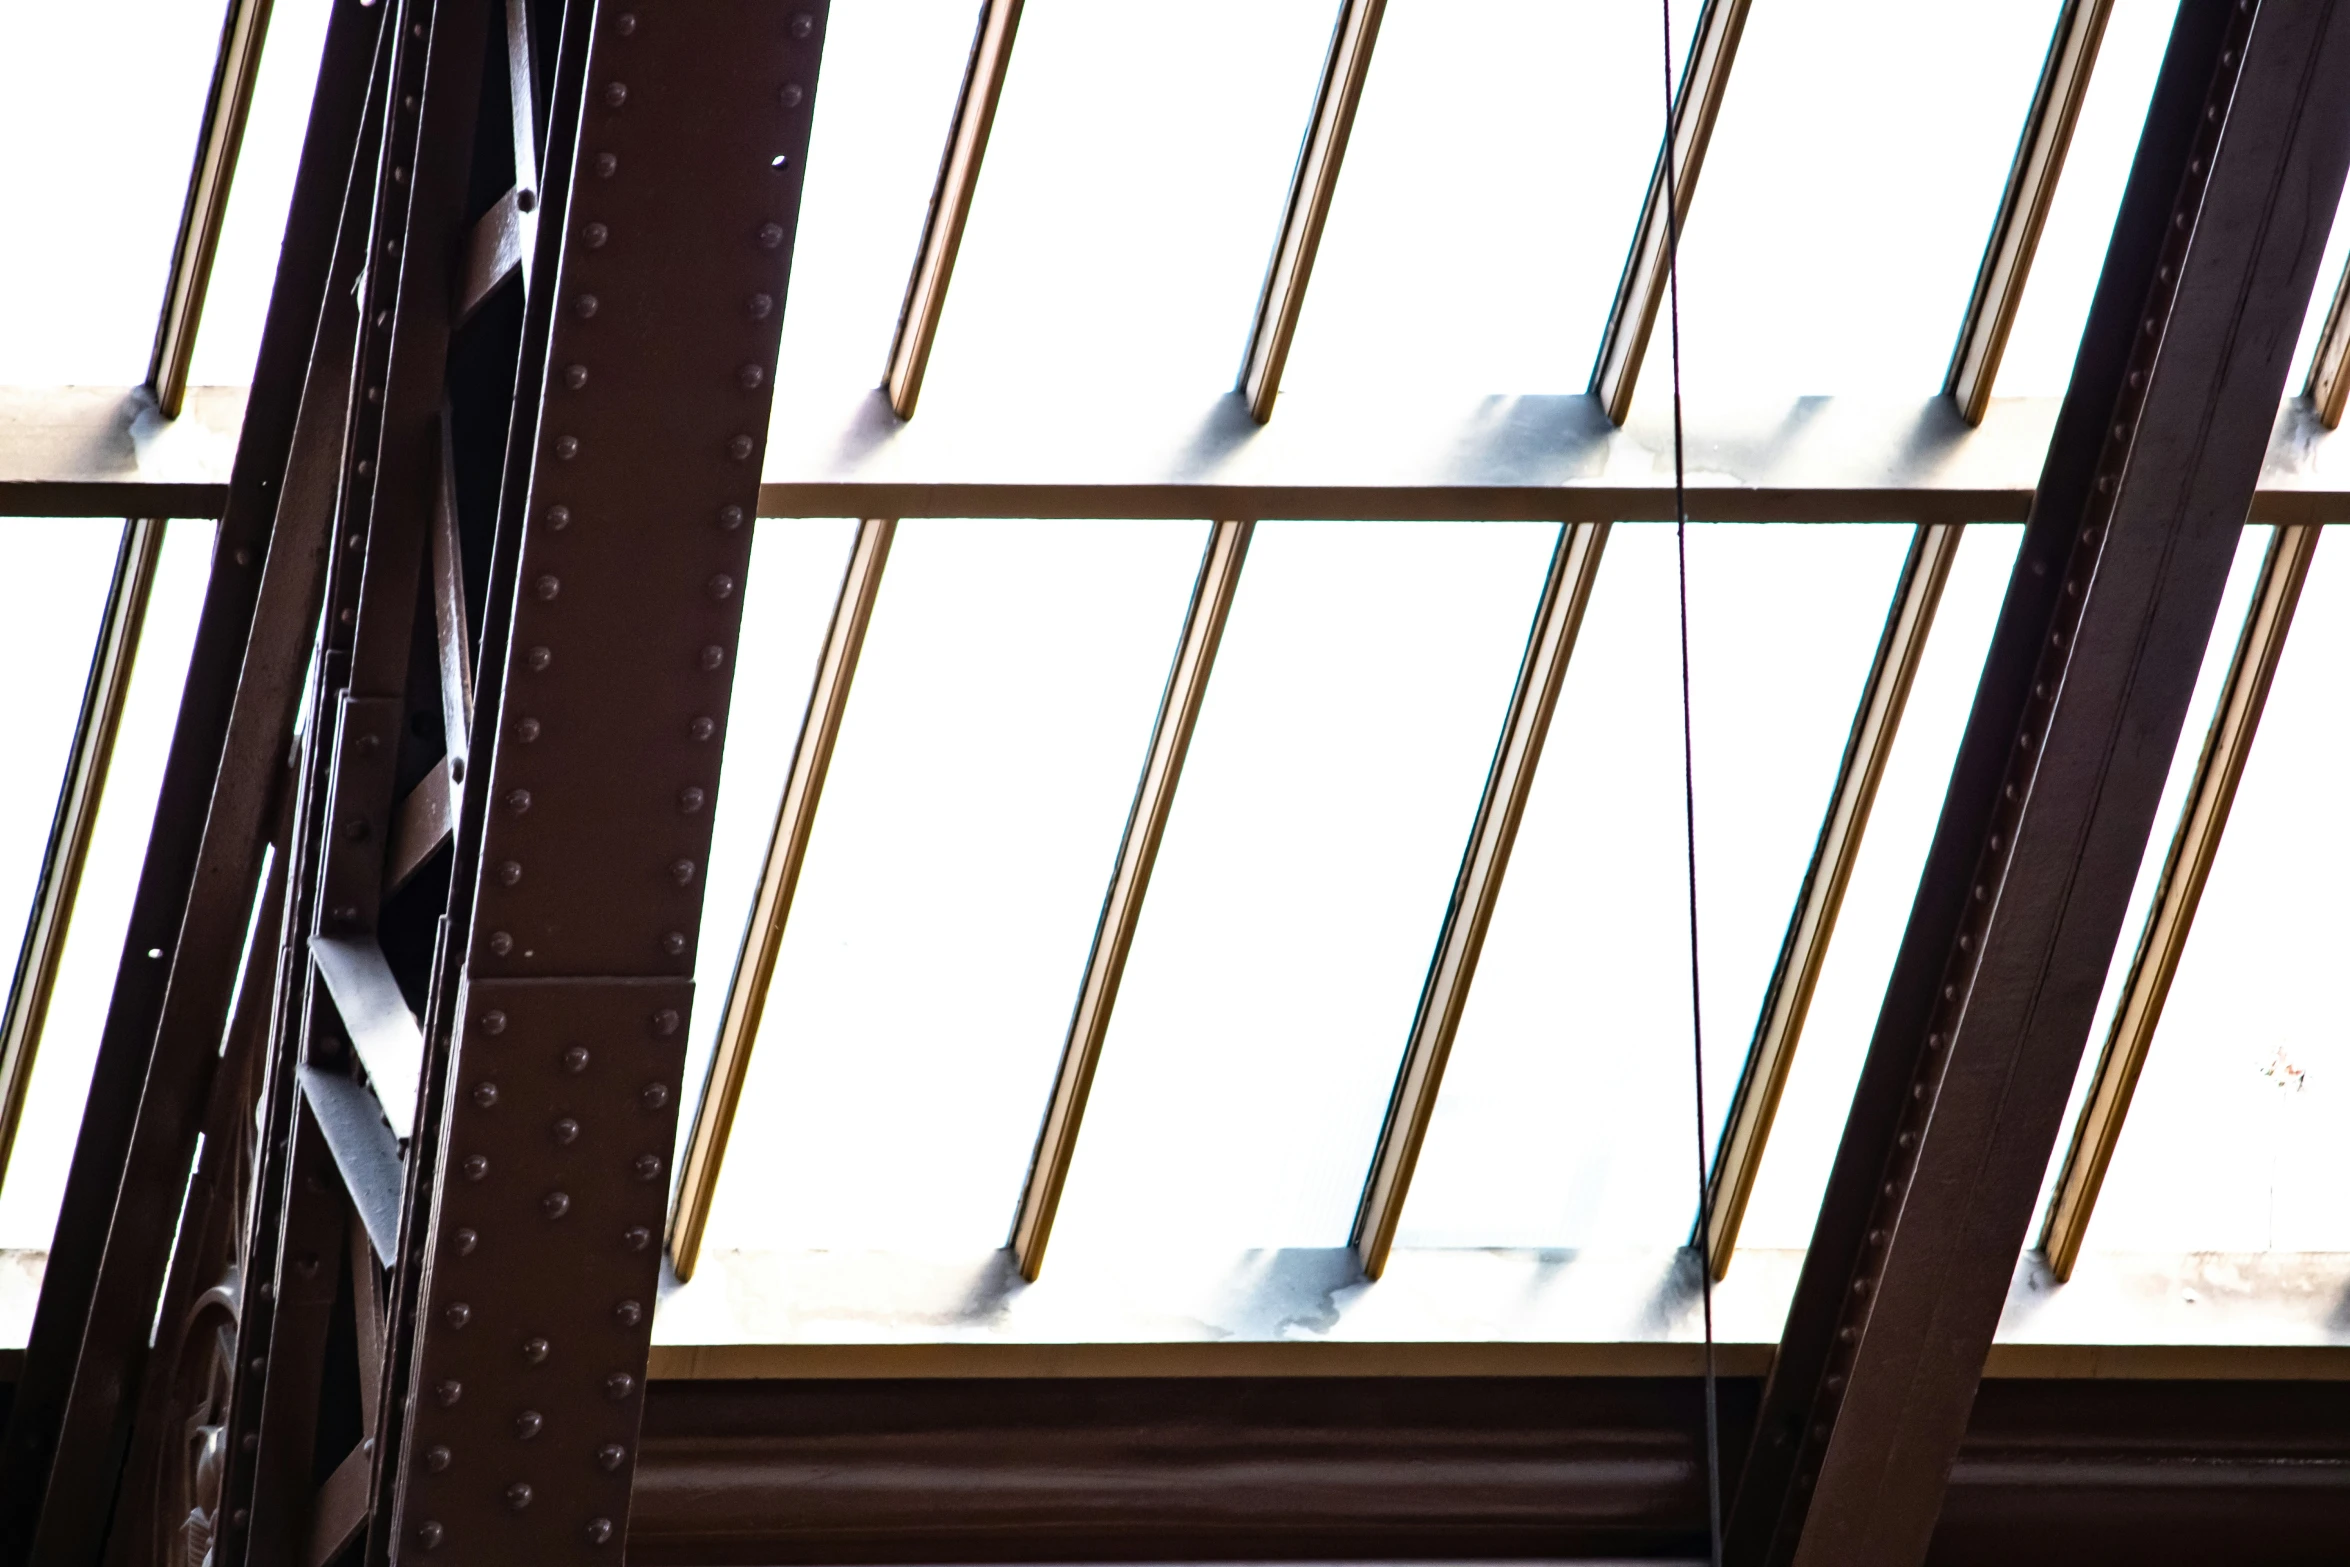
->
[1658,1,1723,1562]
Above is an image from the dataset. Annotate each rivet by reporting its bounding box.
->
[2206,103,2221,123]
[498,861,524,887]
[505,1481,534,1511]
[383,237,399,256]
[575,293,600,318]
[2174,211,2190,231]
[757,222,785,250]
[634,1153,664,1182]
[554,1117,581,1145]
[653,1008,681,1037]
[392,165,408,185]
[748,292,774,319]
[708,573,736,601]
[543,1190,572,1218]
[615,11,636,34]
[417,1520,445,1549]
[598,1442,628,1471]
[554,435,580,461]
[1989,833,2004,852]
[527,645,552,671]
[565,363,589,390]
[790,13,814,37]
[365,384,382,405]
[356,458,373,476]
[446,1301,473,1328]
[535,575,561,601]
[689,715,717,741]
[717,504,744,531]
[1897,1132,1916,1150]
[583,221,609,249]
[1852,1278,1871,1297]
[524,1336,552,1364]
[739,362,766,389]
[548,504,573,530]
[1838,1326,1856,1345]
[1958,934,1972,953]
[489,930,514,956]
[680,787,706,813]
[699,645,726,671]
[436,1378,463,1406]
[615,1299,645,1328]
[727,434,756,461]
[234,546,252,566]
[1882,1181,1898,1199]
[605,1371,637,1400]
[624,1225,652,1252]
[248,1355,265,1374]
[507,789,532,813]
[483,1009,509,1035]
[516,1409,544,1439]
[1825,1373,1845,1392]
[1812,1422,1830,1443]
[2128,370,2145,390]
[474,1081,501,1108]
[425,1444,452,1472]
[604,81,628,107]
[594,152,619,179]
[565,1046,592,1073]
[464,1154,491,1181]
[517,717,542,742]
[256,1282,274,1304]
[671,859,697,886]
[662,931,687,955]
[330,904,359,926]
[455,1227,479,1255]
[588,1517,616,1545]
[296,1250,324,1278]
[780,83,805,109]
[338,607,354,626]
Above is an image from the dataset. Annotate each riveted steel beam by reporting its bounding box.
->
[380,3,830,1556]
[1726,4,2350,1564]
[0,0,387,1552]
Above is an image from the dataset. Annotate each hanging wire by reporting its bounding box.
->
[1657,0,1725,1562]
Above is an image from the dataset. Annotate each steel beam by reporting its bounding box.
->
[1239,0,1386,423]
[1704,523,1962,1278]
[380,4,828,1556]
[669,516,893,1282]
[1725,3,2350,1564]
[2307,257,2350,427]
[1009,518,1250,1280]
[1590,0,1754,425]
[1350,521,1610,1278]
[1949,0,2118,426]
[886,0,1023,418]
[0,0,385,1552]
[2040,520,2319,1278]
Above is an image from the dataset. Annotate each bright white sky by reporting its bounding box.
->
[1,0,2343,1269]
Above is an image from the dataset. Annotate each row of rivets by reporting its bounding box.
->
[1781,0,2258,1500]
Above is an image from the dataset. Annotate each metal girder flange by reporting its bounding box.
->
[1726,2,2350,1563]
[385,2,827,1558]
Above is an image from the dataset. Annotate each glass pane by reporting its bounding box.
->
[187,0,337,388]
[675,518,859,1174]
[1280,0,1700,398]
[0,520,214,1249]
[1659,0,2062,404]
[1049,521,1560,1257]
[2025,525,2270,1234]
[0,525,124,990]
[1997,0,2182,396]
[1399,524,1911,1249]
[702,518,1204,1252]
[2082,530,2350,1252]
[769,0,987,421]
[0,2,222,382]
[1736,523,2023,1250]
[916,0,1335,410]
